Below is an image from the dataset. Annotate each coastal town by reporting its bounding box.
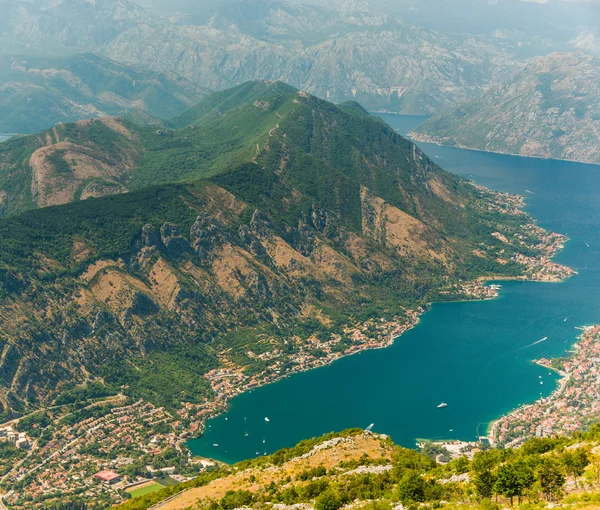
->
[0,308,425,509]
[490,325,600,448]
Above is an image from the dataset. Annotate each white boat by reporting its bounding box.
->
[264,417,270,422]
[437,402,448,408]
[213,443,219,447]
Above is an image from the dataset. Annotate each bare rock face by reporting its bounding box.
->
[141,224,162,248]
[411,52,600,165]
[160,223,191,258]
[190,214,223,261]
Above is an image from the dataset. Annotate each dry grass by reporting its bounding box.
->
[160,434,391,510]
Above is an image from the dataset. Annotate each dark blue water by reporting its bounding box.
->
[188,114,600,464]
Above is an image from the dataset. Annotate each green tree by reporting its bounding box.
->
[220,490,253,510]
[453,456,470,474]
[561,447,589,484]
[535,458,565,501]
[397,471,426,503]
[493,461,534,505]
[315,489,343,510]
[472,449,501,499]
[474,469,497,499]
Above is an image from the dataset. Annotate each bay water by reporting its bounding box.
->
[188,114,600,464]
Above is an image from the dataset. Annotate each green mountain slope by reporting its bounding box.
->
[410,52,600,165]
[0,53,206,134]
[0,81,557,419]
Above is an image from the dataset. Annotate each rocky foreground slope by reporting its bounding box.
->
[117,427,600,510]
[411,52,600,165]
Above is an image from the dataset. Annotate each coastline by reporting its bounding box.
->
[186,187,576,456]
[2,183,579,507]
[407,133,600,168]
[487,325,600,448]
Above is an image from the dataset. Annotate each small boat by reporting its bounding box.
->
[437,402,448,408]
[263,439,266,444]
[564,317,568,322]
[525,189,535,194]
[213,443,219,447]
[264,417,270,422]
[586,242,590,248]
[245,433,249,437]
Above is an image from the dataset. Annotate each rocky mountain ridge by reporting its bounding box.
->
[0,0,523,114]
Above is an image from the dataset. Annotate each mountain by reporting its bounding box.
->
[103,5,521,114]
[410,52,600,165]
[0,53,206,134]
[0,0,151,55]
[0,81,547,417]
[0,0,522,115]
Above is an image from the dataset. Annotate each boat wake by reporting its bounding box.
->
[528,336,548,347]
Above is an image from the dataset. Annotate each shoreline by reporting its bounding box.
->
[407,134,600,168]
[2,183,579,508]
[487,325,600,447]
[187,190,576,457]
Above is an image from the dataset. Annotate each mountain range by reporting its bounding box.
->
[0,0,524,115]
[0,81,540,417]
[0,53,205,134]
[410,52,600,166]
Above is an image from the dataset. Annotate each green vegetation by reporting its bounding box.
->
[128,483,164,498]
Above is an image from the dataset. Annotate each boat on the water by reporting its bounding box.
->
[437,402,448,408]
[265,417,270,422]
[213,443,219,447]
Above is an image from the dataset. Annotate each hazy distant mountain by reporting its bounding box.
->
[0,0,525,115]
[0,0,151,55]
[0,53,206,133]
[103,2,522,114]
[337,0,600,55]
[411,52,600,165]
